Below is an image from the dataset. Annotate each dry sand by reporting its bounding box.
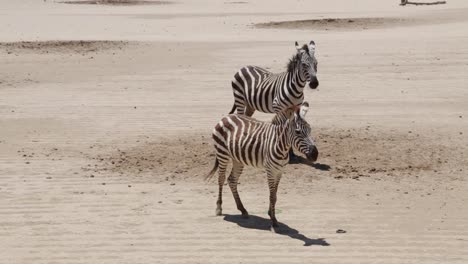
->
[0,0,467,263]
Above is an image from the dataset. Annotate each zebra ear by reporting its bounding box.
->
[293,104,302,120]
[299,102,309,119]
[295,41,303,53]
[308,41,316,56]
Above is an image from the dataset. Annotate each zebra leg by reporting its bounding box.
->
[216,158,228,216]
[232,81,245,114]
[244,106,256,117]
[267,170,282,227]
[236,105,246,115]
[228,162,249,218]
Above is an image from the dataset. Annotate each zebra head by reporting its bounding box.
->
[295,41,319,89]
[292,102,319,162]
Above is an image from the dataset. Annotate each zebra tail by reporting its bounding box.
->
[205,157,219,181]
[228,104,236,114]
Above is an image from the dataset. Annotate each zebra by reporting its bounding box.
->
[229,41,319,161]
[229,41,319,116]
[206,102,318,227]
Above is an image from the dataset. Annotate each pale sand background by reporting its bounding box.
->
[1,0,468,263]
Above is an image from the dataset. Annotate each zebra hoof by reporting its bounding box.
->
[215,208,222,216]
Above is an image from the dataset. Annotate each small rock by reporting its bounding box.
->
[336,229,347,234]
[128,185,132,188]
[170,183,175,186]
[102,183,106,185]
[46,177,52,179]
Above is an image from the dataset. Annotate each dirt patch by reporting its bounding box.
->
[90,128,462,183]
[59,0,173,5]
[0,40,128,55]
[255,10,468,31]
[256,17,407,31]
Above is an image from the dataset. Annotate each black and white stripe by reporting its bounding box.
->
[207,102,318,227]
[229,41,319,116]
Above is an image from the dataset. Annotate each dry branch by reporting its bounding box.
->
[400,0,446,5]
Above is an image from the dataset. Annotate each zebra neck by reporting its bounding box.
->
[288,67,306,95]
[274,122,294,156]
[271,111,289,125]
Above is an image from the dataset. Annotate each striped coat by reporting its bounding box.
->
[229,41,319,117]
[207,103,318,227]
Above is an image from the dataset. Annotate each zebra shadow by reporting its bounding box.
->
[223,214,330,247]
[289,157,331,171]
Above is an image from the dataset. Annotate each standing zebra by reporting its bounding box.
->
[229,41,319,116]
[207,102,318,227]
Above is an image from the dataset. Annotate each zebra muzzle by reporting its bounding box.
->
[306,146,319,162]
[309,78,319,89]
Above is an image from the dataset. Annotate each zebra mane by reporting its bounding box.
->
[271,109,294,126]
[286,44,308,73]
[287,54,300,73]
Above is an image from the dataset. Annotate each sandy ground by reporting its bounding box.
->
[1,0,468,263]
